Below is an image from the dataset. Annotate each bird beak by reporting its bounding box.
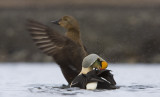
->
[100,61,108,70]
[51,19,61,25]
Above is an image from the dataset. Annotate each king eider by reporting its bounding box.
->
[70,54,117,90]
[27,16,87,84]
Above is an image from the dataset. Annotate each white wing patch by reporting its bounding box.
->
[101,77,111,84]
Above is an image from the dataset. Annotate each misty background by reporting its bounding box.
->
[0,0,160,63]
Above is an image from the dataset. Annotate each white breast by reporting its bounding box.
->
[86,82,98,90]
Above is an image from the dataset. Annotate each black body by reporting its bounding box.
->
[71,69,117,89]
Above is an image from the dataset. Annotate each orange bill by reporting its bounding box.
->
[100,61,108,70]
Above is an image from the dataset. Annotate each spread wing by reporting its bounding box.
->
[27,20,86,84]
[27,20,65,56]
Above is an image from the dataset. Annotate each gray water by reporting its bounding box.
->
[0,63,160,97]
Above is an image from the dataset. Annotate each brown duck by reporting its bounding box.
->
[27,16,88,84]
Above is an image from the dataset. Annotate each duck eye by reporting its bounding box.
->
[97,58,101,62]
[63,18,68,21]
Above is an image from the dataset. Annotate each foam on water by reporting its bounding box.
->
[0,63,160,97]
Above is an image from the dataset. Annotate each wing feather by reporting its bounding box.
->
[27,19,86,84]
[27,20,66,55]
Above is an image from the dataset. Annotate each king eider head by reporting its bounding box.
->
[80,54,108,74]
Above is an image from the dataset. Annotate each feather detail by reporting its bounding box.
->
[27,19,86,84]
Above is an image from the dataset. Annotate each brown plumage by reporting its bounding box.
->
[27,16,88,84]
[51,16,87,55]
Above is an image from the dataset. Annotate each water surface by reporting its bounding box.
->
[0,63,160,97]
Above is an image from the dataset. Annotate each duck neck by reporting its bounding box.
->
[79,67,92,75]
[66,28,82,44]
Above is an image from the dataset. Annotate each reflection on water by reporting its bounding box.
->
[28,84,158,96]
[28,84,83,95]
